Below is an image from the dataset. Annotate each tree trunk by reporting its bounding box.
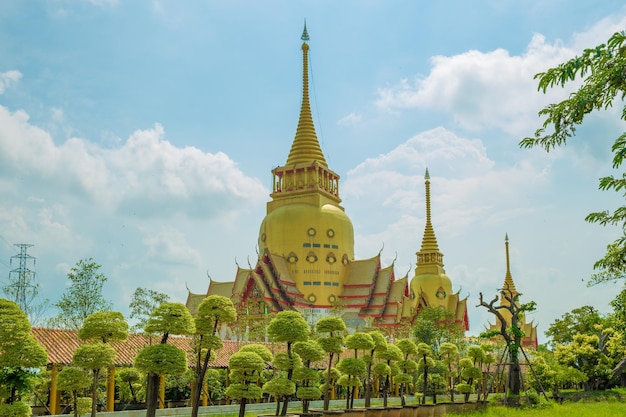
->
[72,390,79,417]
[91,369,99,417]
[238,398,247,417]
[280,343,294,416]
[365,360,373,408]
[145,373,160,417]
[191,349,212,417]
[323,354,334,410]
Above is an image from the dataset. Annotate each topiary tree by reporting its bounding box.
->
[315,316,346,410]
[293,340,325,414]
[0,401,31,417]
[226,351,266,417]
[396,338,418,406]
[341,332,374,409]
[416,343,434,404]
[267,311,310,416]
[77,311,129,416]
[116,367,142,405]
[136,302,195,417]
[0,299,48,405]
[364,330,387,408]
[191,295,237,417]
[439,342,459,403]
[72,343,116,417]
[374,342,402,407]
[57,366,91,417]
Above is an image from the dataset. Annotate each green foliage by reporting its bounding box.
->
[73,343,116,371]
[521,31,626,285]
[238,344,273,363]
[376,343,403,362]
[345,332,375,352]
[225,383,262,401]
[293,367,319,382]
[0,299,48,370]
[554,332,613,390]
[546,306,605,348]
[144,302,195,337]
[373,362,390,376]
[195,295,237,335]
[262,376,295,397]
[49,258,112,330]
[0,401,32,417]
[315,316,347,335]
[456,383,472,394]
[273,352,302,371]
[337,357,366,377]
[134,344,188,376]
[227,351,265,381]
[128,287,170,333]
[413,306,463,349]
[267,311,310,343]
[76,398,91,415]
[57,367,91,393]
[317,336,344,354]
[78,311,129,343]
[296,386,321,401]
[293,340,325,364]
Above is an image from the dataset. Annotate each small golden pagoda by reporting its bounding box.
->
[409,169,469,331]
[487,235,538,348]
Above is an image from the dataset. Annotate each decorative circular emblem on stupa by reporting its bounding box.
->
[326,228,335,238]
[342,254,349,266]
[328,294,337,304]
[287,252,298,263]
[307,293,317,303]
[307,227,316,237]
[261,233,266,242]
[306,251,318,263]
[326,253,336,264]
[436,286,447,299]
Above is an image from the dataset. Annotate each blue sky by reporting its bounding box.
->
[1,0,625,339]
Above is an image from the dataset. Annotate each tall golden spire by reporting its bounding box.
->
[420,168,441,253]
[285,22,327,167]
[502,233,518,293]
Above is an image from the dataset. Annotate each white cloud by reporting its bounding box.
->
[143,227,203,267]
[0,70,21,94]
[375,14,626,138]
[0,106,268,218]
[337,112,362,127]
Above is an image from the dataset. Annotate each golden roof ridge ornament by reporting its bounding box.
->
[285,23,327,167]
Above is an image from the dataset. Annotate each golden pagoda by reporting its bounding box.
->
[410,169,469,331]
[486,234,538,348]
[186,25,468,335]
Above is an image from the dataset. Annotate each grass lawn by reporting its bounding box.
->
[449,401,626,416]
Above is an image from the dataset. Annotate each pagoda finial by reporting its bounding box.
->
[503,233,517,294]
[419,169,440,253]
[286,24,327,167]
[301,20,309,42]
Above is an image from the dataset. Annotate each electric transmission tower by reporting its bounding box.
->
[3,243,47,323]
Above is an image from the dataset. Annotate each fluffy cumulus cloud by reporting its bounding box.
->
[375,15,626,137]
[0,104,267,315]
[0,106,267,218]
[344,127,549,240]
